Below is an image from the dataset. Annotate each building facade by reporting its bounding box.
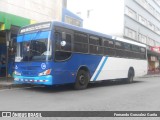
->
[125,0,160,72]
[0,0,83,77]
[67,0,160,72]
[0,0,63,22]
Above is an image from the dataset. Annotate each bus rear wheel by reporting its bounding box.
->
[127,69,134,83]
[74,70,89,90]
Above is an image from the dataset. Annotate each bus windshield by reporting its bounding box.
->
[15,38,52,62]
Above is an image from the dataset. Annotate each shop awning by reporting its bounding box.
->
[147,49,160,58]
[0,11,35,31]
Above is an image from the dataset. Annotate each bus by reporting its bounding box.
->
[14,21,147,89]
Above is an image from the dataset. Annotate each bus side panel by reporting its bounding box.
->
[52,53,103,85]
[91,57,147,81]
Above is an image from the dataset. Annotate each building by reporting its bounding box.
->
[67,0,160,72]
[0,0,83,77]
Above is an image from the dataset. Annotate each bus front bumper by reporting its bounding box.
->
[14,75,53,86]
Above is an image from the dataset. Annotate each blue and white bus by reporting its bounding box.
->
[14,21,147,89]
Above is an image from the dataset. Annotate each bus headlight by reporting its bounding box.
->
[14,71,21,76]
[38,69,51,76]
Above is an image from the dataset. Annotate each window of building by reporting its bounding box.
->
[155,27,160,35]
[154,0,160,6]
[140,0,148,8]
[138,15,147,26]
[147,38,155,46]
[155,41,160,46]
[147,3,155,14]
[138,34,147,44]
[65,16,81,27]
[155,11,160,21]
[125,7,137,20]
[124,27,136,40]
[148,21,155,31]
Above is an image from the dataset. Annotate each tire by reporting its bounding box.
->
[74,70,90,90]
[127,69,134,83]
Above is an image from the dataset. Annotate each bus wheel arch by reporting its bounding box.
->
[127,67,135,83]
[74,66,90,90]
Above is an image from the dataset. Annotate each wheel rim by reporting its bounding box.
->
[79,74,85,85]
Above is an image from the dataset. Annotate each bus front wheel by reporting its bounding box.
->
[74,70,89,90]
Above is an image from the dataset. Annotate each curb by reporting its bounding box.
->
[139,75,160,78]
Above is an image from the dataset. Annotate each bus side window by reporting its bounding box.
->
[55,51,71,61]
[61,34,72,51]
[55,32,72,61]
[74,32,88,53]
[103,38,115,56]
[115,41,123,49]
[140,47,146,59]
[55,32,62,50]
[115,41,125,57]
[55,32,72,52]
[124,43,131,58]
[89,36,101,46]
[131,45,140,59]
[89,36,103,55]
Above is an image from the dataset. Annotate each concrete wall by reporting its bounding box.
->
[0,0,63,22]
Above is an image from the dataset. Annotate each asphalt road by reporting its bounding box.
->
[0,76,159,112]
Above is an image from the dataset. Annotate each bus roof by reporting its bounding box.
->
[116,37,146,48]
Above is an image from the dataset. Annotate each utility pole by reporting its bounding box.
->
[87,9,93,18]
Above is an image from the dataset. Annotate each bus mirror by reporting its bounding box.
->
[62,32,66,40]
[60,41,66,47]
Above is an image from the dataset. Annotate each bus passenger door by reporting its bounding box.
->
[53,28,74,84]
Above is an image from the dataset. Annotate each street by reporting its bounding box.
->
[0,77,159,112]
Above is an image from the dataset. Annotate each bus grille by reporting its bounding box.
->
[20,66,39,70]
[22,71,38,76]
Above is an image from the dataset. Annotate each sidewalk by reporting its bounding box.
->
[142,74,160,78]
[143,71,160,78]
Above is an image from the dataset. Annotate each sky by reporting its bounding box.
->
[67,0,95,14]
[67,0,124,36]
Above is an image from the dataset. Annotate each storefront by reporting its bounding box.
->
[0,11,34,77]
[147,47,160,73]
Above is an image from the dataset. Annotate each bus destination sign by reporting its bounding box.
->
[20,22,51,34]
